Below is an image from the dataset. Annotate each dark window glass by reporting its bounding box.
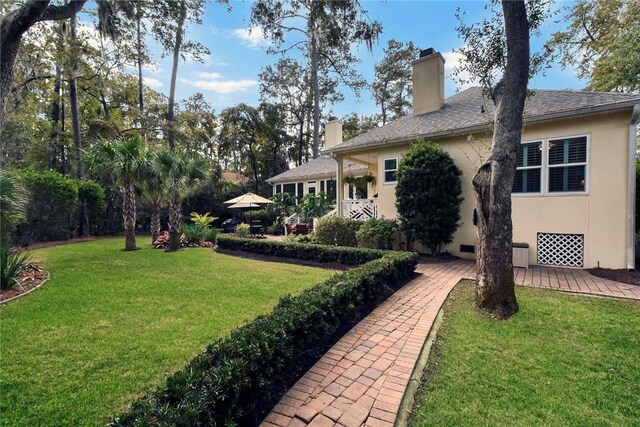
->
[549,165,586,192]
[282,183,295,197]
[548,137,587,165]
[513,169,541,193]
[384,170,397,183]
[320,180,325,192]
[275,184,282,195]
[517,142,542,167]
[384,158,397,170]
[297,182,304,200]
[326,180,336,203]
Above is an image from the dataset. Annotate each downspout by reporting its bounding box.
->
[627,104,640,270]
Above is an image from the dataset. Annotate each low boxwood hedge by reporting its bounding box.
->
[216,234,385,265]
[112,238,418,427]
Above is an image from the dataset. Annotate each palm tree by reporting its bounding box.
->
[139,151,169,244]
[155,150,207,251]
[85,136,147,251]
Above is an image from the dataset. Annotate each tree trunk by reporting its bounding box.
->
[310,32,320,159]
[50,52,63,171]
[167,197,181,251]
[122,182,138,251]
[166,0,186,151]
[0,0,86,130]
[69,12,83,179]
[150,204,161,244]
[473,0,530,319]
[136,4,144,114]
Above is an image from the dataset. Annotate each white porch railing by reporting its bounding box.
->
[283,212,301,235]
[343,199,378,221]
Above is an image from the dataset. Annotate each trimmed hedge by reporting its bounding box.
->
[217,234,385,265]
[112,238,418,427]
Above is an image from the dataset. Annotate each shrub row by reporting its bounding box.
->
[112,239,418,427]
[217,234,385,265]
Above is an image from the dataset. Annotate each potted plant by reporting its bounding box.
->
[362,174,376,186]
[343,175,357,185]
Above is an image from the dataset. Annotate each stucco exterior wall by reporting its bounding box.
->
[338,110,634,269]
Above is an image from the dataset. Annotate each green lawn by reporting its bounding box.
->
[410,282,640,427]
[0,238,333,427]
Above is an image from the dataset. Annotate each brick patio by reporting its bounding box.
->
[261,261,639,427]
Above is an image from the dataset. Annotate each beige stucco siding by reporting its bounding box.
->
[339,110,633,269]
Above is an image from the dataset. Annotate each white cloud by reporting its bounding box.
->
[143,77,163,89]
[181,71,257,94]
[442,50,478,91]
[230,27,269,49]
[189,78,257,94]
[197,71,224,80]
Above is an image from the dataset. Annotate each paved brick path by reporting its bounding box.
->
[261,261,639,427]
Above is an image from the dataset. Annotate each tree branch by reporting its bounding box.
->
[38,1,87,22]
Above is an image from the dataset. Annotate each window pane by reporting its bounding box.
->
[297,182,304,200]
[276,184,282,194]
[384,158,397,170]
[385,170,397,183]
[549,137,587,165]
[326,180,336,203]
[320,180,325,192]
[513,168,541,193]
[517,142,542,167]
[283,183,295,197]
[549,165,586,192]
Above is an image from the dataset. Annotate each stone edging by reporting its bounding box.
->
[0,270,51,306]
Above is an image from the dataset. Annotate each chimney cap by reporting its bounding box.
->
[328,116,339,122]
[419,47,436,58]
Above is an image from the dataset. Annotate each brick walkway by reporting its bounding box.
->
[261,261,639,427]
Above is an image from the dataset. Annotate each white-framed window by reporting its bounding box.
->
[512,135,588,196]
[383,158,398,184]
[513,141,542,194]
[547,136,587,193]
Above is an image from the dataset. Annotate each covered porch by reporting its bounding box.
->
[335,151,381,221]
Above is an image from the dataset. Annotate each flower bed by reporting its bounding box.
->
[112,238,418,427]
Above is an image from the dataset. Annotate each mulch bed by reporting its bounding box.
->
[215,248,353,271]
[23,236,96,250]
[587,268,640,287]
[1,264,50,304]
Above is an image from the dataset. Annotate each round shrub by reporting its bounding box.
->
[314,216,361,247]
[356,218,398,249]
[396,140,463,254]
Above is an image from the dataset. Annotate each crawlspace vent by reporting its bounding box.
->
[537,233,584,267]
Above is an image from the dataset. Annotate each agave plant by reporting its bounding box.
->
[0,243,31,290]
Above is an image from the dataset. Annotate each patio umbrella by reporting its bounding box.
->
[226,202,261,223]
[224,192,274,205]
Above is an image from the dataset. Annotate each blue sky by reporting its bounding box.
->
[131,0,585,118]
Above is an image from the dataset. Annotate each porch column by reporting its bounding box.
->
[336,156,343,216]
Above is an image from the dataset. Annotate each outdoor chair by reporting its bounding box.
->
[250,220,264,237]
[293,223,309,235]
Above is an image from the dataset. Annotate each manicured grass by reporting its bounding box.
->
[410,282,640,427]
[0,238,333,427]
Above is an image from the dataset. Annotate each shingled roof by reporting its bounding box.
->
[267,156,368,183]
[325,87,640,154]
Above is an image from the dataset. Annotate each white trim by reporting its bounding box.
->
[383,157,399,185]
[627,105,640,270]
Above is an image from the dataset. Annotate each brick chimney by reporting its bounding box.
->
[324,117,343,150]
[412,48,445,116]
